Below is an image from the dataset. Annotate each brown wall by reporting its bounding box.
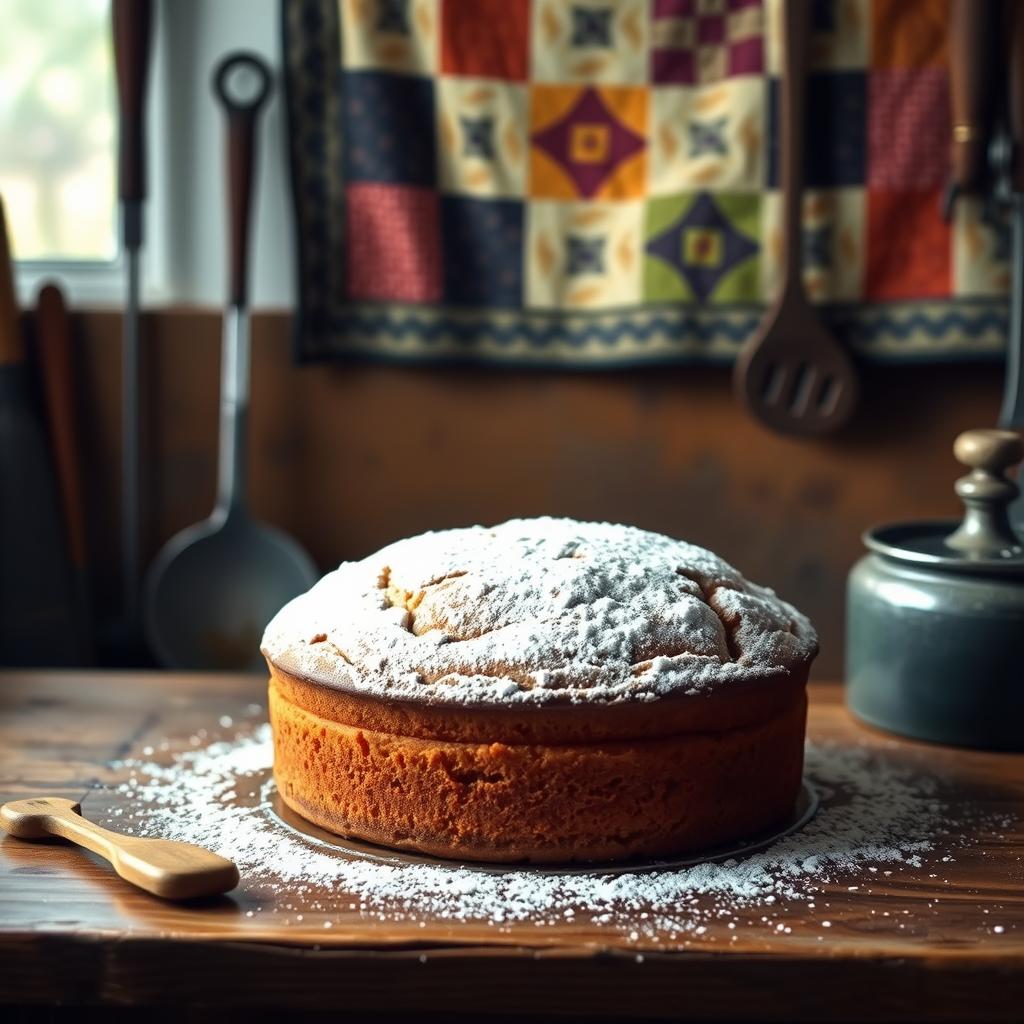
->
[69,309,1005,678]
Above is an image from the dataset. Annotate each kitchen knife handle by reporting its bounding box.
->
[213,53,273,308]
[948,0,998,194]
[112,0,154,247]
[0,196,23,367]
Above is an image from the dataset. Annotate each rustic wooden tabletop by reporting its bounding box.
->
[0,670,1022,1021]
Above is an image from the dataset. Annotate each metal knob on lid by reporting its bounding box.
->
[946,429,1024,556]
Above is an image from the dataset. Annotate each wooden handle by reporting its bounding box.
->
[779,0,810,291]
[0,195,23,367]
[34,284,87,569]
[112,0,154,246]
[949,0,998,191]
[0,797,239,901]
[213,53,273,307]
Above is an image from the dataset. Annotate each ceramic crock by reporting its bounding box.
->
[846,429,1024,750]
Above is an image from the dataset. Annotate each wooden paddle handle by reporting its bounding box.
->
[779,0,810,291]
[0,797,239,901]
[213,53,273,307]
[34,285,87,569]
[112,0,154,249]
[0,195,23,367]
[949,0,998,192]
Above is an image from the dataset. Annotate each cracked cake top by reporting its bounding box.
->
[261,518,817,706]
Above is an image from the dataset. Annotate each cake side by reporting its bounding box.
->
[269,674,808,863]
[261,518,818,709]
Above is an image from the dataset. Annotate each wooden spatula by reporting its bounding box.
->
[1,797,239,900]
[733,0,858,435]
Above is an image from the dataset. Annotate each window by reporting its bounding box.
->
[0,0,116,263]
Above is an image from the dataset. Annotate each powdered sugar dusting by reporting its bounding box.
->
[261,518,817,705]
[95,722,994,943]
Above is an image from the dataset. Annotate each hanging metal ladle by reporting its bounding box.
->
[144,53,316,671]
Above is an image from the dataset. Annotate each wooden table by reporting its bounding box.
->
[1,671,1022,1022]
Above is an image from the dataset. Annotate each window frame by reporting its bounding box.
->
[10,0,173,307]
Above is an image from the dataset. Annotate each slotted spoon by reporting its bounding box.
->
[734,0,859,435]
[144,54,317,670]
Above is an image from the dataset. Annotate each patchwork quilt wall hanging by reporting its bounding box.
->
[283,0,1008,365]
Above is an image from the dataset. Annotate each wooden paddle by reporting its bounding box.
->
[1,797,239,901]
[733,0,859,435]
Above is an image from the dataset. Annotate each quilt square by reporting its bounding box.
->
[531,0,649,85]
[343,70,436,186]
[953,198,1011,298]
[868,67,949,190]
[340,0,438,75]
[761,187,865,301]
[441,197,525,307]
[525,200,644,308]
[530,85,648,200]
[767,71,866,188]
[644,191,760,303]
[650,77,765,195]
[436,78,529,198]
[871,0,947,70]
[345,183,442,302]
[441,0,531,81]
[652,0,764,85]
[866,187,950,299]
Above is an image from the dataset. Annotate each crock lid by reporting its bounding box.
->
[864,429,1024,578]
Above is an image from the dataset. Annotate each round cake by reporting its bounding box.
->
[261,518,817,864]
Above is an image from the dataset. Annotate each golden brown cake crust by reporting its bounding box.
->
[269,661,808,745]
[269,673,808,863]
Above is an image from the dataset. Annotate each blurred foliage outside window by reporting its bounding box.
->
[0,0,116,261]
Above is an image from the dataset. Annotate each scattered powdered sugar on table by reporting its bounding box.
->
[261,518,818,706]
[98,721,995,941]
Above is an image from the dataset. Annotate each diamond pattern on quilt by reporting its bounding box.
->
[375,0,411,35]
[689,117,729,157]
[571,6,614,47]
[566,235,607,274]
[526,200,643,308]
[868,67,949,190]
[441,197,524,307]
[346,183,441,302]
[532,0,649,84]
[437,78,528,198]
[343,71,436,186]
[761,188,865,302]
[341,0,438,74]
[531,85,647,199]
[644,192,760,303]
[441,0,531,81]
[650,77,764,194]
[652,0,765,86]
